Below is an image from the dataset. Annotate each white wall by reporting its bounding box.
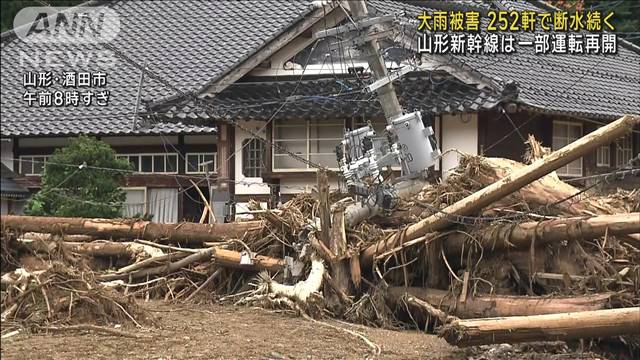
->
[234,120,270,195]
[1,139,14,170]
[441,113,478,178]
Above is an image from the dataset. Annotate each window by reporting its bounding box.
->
[147,188,178,223]
[242,138,265,178]
[117,153,178,174]
[122,187,147,217]
[19,155,50,176]
[596,144,611,167]
[121,187,178,223]
[185,153,217,174]
[552,121,583,176]
[273,119,343,170]
[616,133,633,167]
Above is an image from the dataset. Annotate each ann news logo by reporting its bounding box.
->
[13,6,120,44]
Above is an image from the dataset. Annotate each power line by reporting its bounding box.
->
[2,156,317,191]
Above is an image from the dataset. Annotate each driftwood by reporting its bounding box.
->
[330,209,351,296]
[1,215,263,245]
[444,213,640,255]
[17,238,164,259]
[264,256,325,304]
[98,247,285,281]
[439,307,640,346]
[361,115,640,267]
[387,286,614,319]
[20,232,95,242]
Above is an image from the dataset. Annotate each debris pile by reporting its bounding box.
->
[1,115,639,354]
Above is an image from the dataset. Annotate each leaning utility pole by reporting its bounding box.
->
[349,1,403,122]
[314,1,440,226]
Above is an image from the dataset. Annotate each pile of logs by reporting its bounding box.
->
[1,114,639,351]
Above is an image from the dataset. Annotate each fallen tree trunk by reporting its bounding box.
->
[439,307,640,346]
[2,215,264,245]
[17,239,164,259]
[387,286,613,318]
[97,247,285,281]
[362,115,640,267]
[444,213,640,255]
[20,233,95,242]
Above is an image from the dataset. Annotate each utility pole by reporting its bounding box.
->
[315,1,440,227]
[348,1,403,123]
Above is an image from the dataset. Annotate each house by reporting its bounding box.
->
[1,0,328,219]
[1,1,638,219]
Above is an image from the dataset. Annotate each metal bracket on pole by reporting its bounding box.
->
[365,65,414,93]
[313,14,396,39]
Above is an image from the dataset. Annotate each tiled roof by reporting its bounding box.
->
[1,0,314,137]
[370,0,640,119]
[158,72,501,121]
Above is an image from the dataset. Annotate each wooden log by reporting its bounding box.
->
[185,268,222,302]
[190,179,215,223]
[444,213,640,255]
[17,239,163,259]
[97,247,285,281]
[116,252,189,274]
[439,307,640,346]
[386,286,613,318]
[317,171,332,247]
[404,294,457,325]
[330,209,350,295]
[2,215,263,245]
[20,232,95,242]
[361,115,640,267]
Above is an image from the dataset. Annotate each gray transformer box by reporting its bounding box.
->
[387,111,441,176]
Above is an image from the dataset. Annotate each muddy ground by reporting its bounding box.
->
[1,301,608,359]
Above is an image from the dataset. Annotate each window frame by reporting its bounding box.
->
[242,138,265,178]
[121,186,148,216]
[596,143,611,167]
[272,119,343,172]
[552,120,583,177]
[19,155,50,176]
[184,152,218,174]
[117,153,179,174]
[616,133,633,167]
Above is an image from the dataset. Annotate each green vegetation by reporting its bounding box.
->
[25,136,131,218]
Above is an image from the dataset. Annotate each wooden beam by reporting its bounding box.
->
[439,307,640,346]
[387,286,614,319]
[443,213,640,255]
[2,215,263,245]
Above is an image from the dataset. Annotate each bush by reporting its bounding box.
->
[25,136,131,218]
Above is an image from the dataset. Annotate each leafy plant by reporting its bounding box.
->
[24,135,131,218]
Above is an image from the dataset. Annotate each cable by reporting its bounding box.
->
[483,55,609,153]
[3,156,315,191]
